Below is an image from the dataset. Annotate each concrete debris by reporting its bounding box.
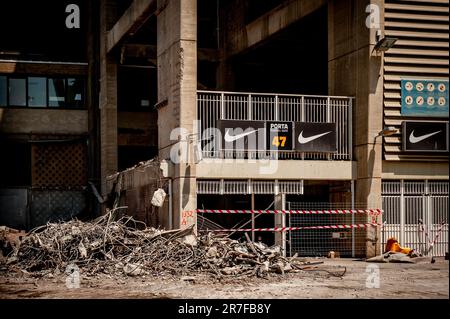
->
[123,263,145,276]
[151,188,166,207]
[0,226,26,257]
[206,246,218,258]
[366,251,426,263]
[1,212,347,279]
[181,234,197,247]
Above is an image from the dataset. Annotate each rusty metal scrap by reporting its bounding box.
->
[1,212,346,279]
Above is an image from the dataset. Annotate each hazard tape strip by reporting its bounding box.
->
[201,223,381,232]
[196,209,382,215]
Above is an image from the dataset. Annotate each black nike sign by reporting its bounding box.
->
[294,122,337,152]
[402,121,448,152]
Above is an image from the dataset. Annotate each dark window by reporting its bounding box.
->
[48,78,66,107]
[0,75,85,108]
[0,141,31,187]
[28,77,47,107]
[67,78,84,108]
[118,67,157,111]
[8,77,26,106]
[0,76,6,106]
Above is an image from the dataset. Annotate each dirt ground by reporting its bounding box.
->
[0,258,448,299]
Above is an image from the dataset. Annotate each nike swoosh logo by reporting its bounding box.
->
[298,131,332,144]
[409,130,441,144]
[224,129,257,142]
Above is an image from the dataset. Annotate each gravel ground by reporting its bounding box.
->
[0,258,448,299]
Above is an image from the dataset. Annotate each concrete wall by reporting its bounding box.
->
[0,61,89,135]
[382,161,449,180]
[0,109,88,134]
[0,62,86,76]
[197,160,356,180]
[117,111,158,146]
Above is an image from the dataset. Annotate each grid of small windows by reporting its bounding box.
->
[0,75,85,108]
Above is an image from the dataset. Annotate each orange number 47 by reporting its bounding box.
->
[272,136,286,147]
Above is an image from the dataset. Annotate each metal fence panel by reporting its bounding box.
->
[30,190,86,228]
[381,195,401,248]
[404,196,425,253]
[430,195,448,256]
[287,202,369,257]
[0,188,28,230]
[382,180,449,256]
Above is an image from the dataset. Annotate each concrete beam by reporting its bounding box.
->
[0,109,88,135]
[227,0,326,56]
[121,44,220,62]
[107,0,157,53]
[122,44,157,59]
[382,161,449,180]
[196,160,356,180]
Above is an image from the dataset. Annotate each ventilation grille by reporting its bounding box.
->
[31,140,87,188]
[383,0,449,161]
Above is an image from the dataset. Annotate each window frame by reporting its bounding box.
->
[0,74,86,109]
[0,75,8,107]
[8,76,28,107]
[27,76,48,107]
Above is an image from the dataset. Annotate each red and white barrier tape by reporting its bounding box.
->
[201,223,381,232]
[196,209,382,215]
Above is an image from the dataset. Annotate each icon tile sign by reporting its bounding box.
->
[401,79,448,117]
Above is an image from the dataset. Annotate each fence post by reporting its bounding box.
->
[274,187,286,257]
[400,180,405,245]
[327,97,331,160]
[348,98,353,161]
[248,94,252,120]
[351,180,355,257]
[275,95,279,121]
[301,96,305,160]
[220,93,225,119]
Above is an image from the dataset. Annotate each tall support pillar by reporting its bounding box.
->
[157,0,197,229]
[328,0,384,257]
[99,0,119,196]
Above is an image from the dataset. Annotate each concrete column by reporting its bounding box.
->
[328,0,384,257]
[99,0,119,195]
[157,0,197,229]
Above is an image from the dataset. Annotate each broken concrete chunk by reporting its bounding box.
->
[388,253,415,263]
[71,226,81,236]
[61,235,73,243]
[182,234,197,247]
[366,255,389,263]
[181,276,196,282]
[221,266,238,275]
[78,241,87,259]
[206,246,218,258]
[151,188,166,207]
[234,245,249,254]
[283,263,293,272]
[124,263,144,276]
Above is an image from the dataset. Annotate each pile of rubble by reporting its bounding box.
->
[1,213,346,279]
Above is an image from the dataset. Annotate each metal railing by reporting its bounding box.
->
[197,91,353,160]
[196,179,304,195]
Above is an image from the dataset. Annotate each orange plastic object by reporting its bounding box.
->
[384,237,413,255]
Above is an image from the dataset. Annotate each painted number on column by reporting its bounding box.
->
[181,210,194,226]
